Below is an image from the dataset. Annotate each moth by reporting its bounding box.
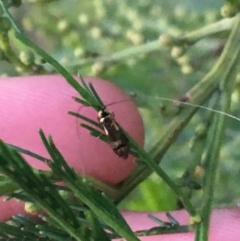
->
[98,107,130,159]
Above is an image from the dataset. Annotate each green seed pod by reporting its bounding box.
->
[57,20,69,32]
[74,47,85,58]
[194,165,205,178]
[159,34,174,48]
[181,64,194,75]
[189,214,202,225]
[15,66,25,73]
[24,202,41,214]
[58,190,71,200]
[195,123,207,138]
[91,62,105,75]
[171,46,186,59]
[19,50,35,65]
[78,13,89,26]
[221,3,238,18]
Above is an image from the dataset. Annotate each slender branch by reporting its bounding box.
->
[115,14,240,204]
[177,16,235,45]
[67,17,235,69]
[67,40,160,68]
[196,13,240,241]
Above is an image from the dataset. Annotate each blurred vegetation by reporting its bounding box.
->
[1,0,240,214]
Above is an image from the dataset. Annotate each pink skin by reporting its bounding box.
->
[1,200,240,241]
[0,74,144,218]
[114,208,240,241]
[1,75,240,240]
[0,75,144,184]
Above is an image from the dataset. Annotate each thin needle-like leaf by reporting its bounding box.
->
[68,111,102,129]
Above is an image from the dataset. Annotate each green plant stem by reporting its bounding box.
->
[177,16,235,45]
[68,40,160,68]
[114,64,219,203]
[68,17,235,69]
[180,99,217,187]
[123,131,197,216]
[116,14,240,204]
[195,13,240,241]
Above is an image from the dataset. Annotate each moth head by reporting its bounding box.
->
[98,108,110,118]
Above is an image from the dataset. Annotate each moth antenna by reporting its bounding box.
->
[104,99,132,108]
[131,91,240,122]
[158,97,240,123]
